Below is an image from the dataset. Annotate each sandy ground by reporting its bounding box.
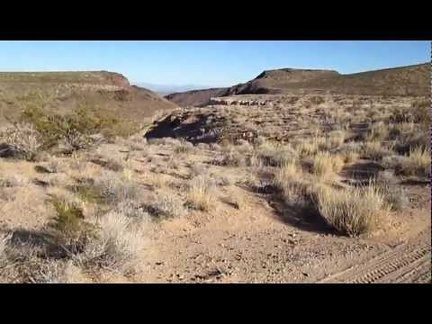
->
[135,184,430,283]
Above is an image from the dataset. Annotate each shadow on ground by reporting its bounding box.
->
[242,180,335,235]
[10,228,71,259]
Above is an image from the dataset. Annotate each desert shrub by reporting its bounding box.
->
[20,106,118,152]
[328,130,346,149]
[219,146,247,166]
[0,123,43,161]
[89,156,124,172]
[366,122,389,142]
[375,171,408,211]
[390,100,429,128]
[144,193,187,218]
[397,147,430,177]
[273,161,315,207]
[309,96,325,105]
[113,200,151,222]
[186,176,215,211]
[393,129,429,154]
[73,172,140,205]
[255,142,296,167]
[312,152,344,179]
[411,99,429,130]
[363,141,393,160]
[315,183,388,236]
[341,150,359,163]
[79,211,144,274]
[147,137,182,146]
[46,198,98,255]
[0,233,10,272]
[174,140,195,154]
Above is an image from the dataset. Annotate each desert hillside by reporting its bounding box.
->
[0,71,178,130]
[165,63,430,106]
[165,88,230,107]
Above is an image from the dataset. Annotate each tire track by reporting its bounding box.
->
[318,233,431,283]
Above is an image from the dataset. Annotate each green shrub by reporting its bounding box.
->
[47,198,97,255]
[20,106,119,151]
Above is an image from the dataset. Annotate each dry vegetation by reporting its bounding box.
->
[0,92,429,282]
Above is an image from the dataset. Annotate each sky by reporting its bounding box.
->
[0,41,429,88]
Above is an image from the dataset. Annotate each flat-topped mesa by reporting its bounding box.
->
[0,71,130,88]
[254,68,340,82]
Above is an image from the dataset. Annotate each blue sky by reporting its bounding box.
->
[0,41,429,87]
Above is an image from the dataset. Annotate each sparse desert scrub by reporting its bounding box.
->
[186,176,215,211]
[0,233,10,278]
[147,137,182,146]
[78,210,145,275]
[308,96,325,106]
[375,171,408,211]
[366,121,389,142]
[223,192,245,210]
[20,106,112,152]
[146,172,167,189]
[187,162,208,179]
[145,192,187,218]
[89,155,124,172]
[0,174,29,187]
[362,141,393,160]
[219,146,247,166]
[328,130,346,149]
[314,183,389,236]
[72,171,140,205]
[293,134,328,158]
[40,157,69,173]
[274,161,313,206]
[396,147,430,177]
[44,173,71,187]
[0,240,69,283]
[255,142,296,166]
[392,126,428,153]
[0,123,43,161]
[312,152,344,179]
[411,99,430,129]
[46,197,98,255]
[112,200,151,223]
[235,139,254,153]
[174,140,195,155]
[340,149,360,163]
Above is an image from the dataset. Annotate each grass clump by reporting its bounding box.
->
[145,193,187,218]
[397,147,430,177]
[314,183,388,236]
[186,176,214,211]
[79,211,144,274]
[312,152,344,179]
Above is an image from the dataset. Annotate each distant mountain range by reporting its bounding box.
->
[135,82,216,96]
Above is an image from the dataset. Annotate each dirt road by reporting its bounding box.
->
[318,229,431,283]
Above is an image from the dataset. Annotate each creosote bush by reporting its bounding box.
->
[20,106,119,152]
